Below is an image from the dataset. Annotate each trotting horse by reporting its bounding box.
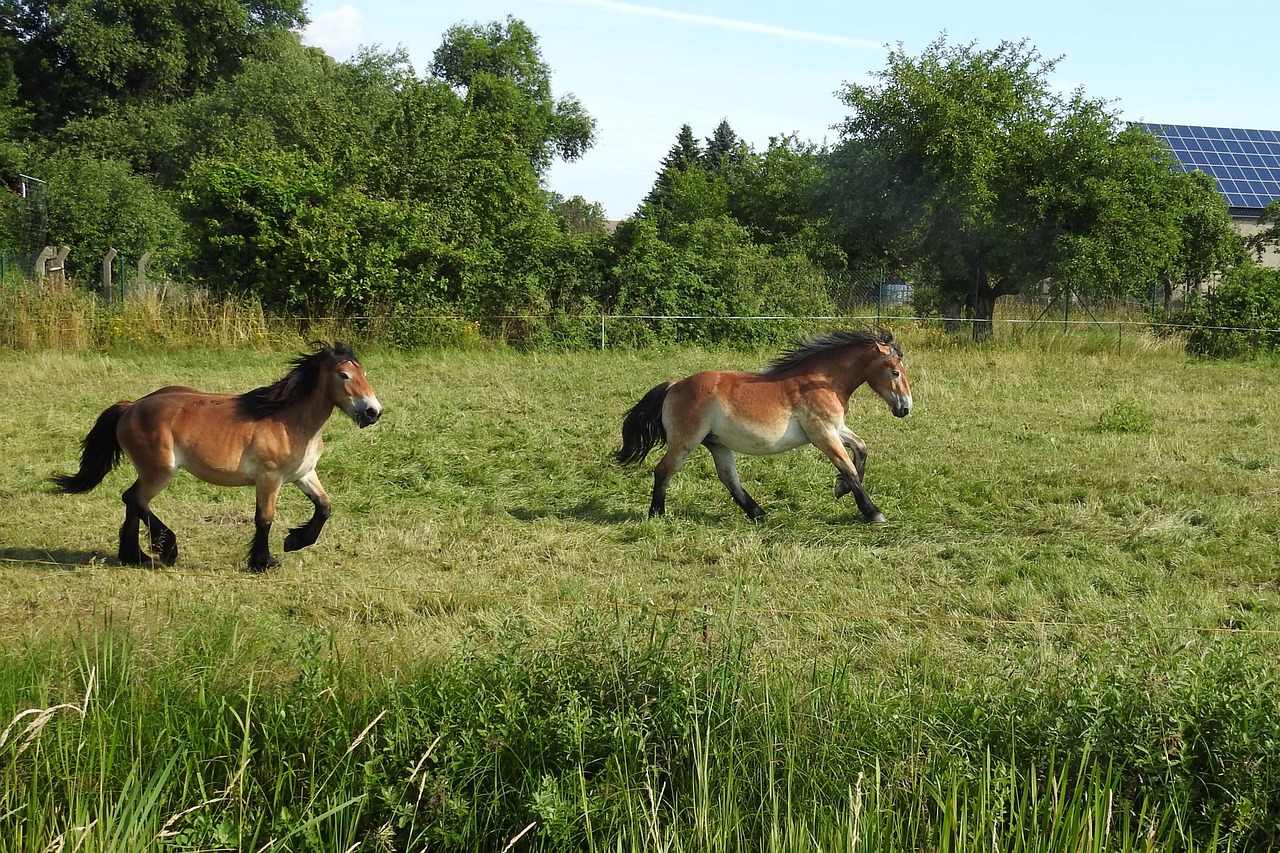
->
[53,342,382,571]
[616,328,912,521]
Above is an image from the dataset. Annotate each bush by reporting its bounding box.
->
[1184,265,1280,357]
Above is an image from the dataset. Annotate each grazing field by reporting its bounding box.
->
[3,328,1280,849]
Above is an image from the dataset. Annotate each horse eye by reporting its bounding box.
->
[339,372,351,381]
[892,369,901,380]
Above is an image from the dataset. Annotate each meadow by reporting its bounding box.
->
[2,319,1280,850]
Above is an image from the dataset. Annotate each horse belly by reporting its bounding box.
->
[175,449,255,487]
[709,414,809,456]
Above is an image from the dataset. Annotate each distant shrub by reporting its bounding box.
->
[1184,266,1280,357]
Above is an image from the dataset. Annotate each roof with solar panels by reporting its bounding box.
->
[1133,123,1280,218]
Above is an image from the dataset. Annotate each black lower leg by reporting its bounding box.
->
[144,513,178,565]
[118,485,145,565]
[732,489,765,520]
[849,481,884,522]
[648,473,667,518]
[247,508,278,572]
[284,502,330,552]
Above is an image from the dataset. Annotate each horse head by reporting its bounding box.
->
[325,342,383,428]
[869,339,912,419]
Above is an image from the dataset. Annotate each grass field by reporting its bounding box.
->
[3,326,1280,849]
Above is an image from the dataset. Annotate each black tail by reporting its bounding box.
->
[52,401,130,493]
[616,382,672,465]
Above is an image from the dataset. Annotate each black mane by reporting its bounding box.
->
[236,341,357,418]
[761,328,900,375]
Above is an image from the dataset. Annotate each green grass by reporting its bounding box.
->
[2,327,1280,848]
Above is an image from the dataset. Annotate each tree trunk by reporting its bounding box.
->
[971,285,996,342]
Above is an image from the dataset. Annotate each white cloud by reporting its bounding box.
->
[302,5,367,61]
[550,0,883,49]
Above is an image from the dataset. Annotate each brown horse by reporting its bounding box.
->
[616,329,912,521]
[53,342,382,571]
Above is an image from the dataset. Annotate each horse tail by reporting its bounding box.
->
[616,382,672,465]
[52,401,130,494]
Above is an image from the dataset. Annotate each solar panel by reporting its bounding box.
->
[1133,122,1280,215]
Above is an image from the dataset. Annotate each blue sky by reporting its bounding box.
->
[302,0,1280,219]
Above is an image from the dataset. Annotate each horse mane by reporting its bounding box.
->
[761,328,900,375]
[236,341,358,418]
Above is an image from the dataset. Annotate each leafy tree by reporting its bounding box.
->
[725,134,842,269]
[549,193,608,235]
[6,0,305,133]
[824,36,1210,339]
[1155,169,1244,313]
[431,16,595,175]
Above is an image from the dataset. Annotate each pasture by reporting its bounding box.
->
[3,328,1280,849]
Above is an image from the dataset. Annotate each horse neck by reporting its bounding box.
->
[284,387,338,436]
[808,346,880,401]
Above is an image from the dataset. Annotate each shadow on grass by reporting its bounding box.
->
[508,497,743,525]
[0,547,165,570]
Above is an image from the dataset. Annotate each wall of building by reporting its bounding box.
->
[1233,217,1280,269]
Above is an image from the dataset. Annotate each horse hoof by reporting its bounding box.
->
[248,556,280,573]
[835,479,854,499]
[867,513,887,524]
[283,533,303,552]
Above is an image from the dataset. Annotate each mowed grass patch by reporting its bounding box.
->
[3,335,1280,680]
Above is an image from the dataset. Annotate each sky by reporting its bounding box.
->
[301,0,1280,220]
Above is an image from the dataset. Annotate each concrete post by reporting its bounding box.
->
[35,246,54,282]
[102,248,118,301]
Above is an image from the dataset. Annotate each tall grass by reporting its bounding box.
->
[0,617,1266,851]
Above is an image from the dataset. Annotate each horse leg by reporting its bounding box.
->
[248,479,282,572]
[649,439,698,518]
[120,475,178,565]
[704,441,765,520]
[809,431,886,523]
[836,426,869,493]
[118,481,146,565]
[284,472,331,552]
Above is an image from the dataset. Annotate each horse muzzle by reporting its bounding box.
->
[354,403,382,428]
[889,395,912,418]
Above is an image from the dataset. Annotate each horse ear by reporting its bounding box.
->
[875,342,894,357]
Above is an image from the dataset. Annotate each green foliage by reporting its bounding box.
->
[8,0,305,132]
[1184,265,1280,356]
[34,149,189,275]
[432,16,595,174]
[607,216,834,346]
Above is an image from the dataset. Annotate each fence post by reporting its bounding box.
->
[136,251,151,295]
[102,248,118,301]
[35,246,54,282]
[599,312,606,350]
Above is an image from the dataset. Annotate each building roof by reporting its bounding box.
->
[1134,123,1280,217]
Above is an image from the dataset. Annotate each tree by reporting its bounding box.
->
[724,134,842,269]
[824,35,1211,339]
[6,0,306,133]
[703,118,740,173]
[643,124,703,211]
[431,16,595,175]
